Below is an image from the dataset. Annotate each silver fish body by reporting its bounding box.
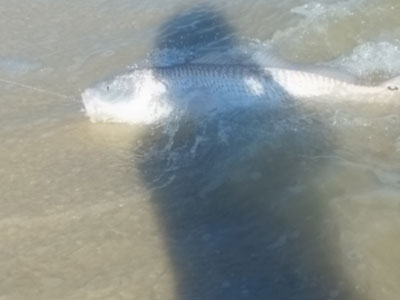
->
[82,63,400,124]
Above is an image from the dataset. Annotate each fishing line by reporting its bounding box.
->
[0,78,73,99]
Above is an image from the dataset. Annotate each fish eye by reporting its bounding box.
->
[387,85,399,91]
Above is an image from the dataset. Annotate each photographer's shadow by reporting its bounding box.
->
[137,5,354,300]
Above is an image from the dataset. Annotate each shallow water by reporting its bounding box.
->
[1,1,400,299]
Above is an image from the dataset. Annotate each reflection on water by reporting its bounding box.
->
[1,1,400,300]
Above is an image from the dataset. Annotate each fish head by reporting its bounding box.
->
[82,72,138,110]
[81,69,171,124]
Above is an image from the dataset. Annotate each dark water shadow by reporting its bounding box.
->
[155,4,237,61]
[134,5,356,300]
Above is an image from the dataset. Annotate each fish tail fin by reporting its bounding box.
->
[380,75,400,91]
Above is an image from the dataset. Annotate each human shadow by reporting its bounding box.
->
[155,4,236,61]
[135,5,356,300]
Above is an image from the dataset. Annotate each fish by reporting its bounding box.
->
[82,63,400,125]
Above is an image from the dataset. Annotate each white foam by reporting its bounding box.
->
[269,0,371,61]
[291,2,329,18]
[329,41,400,81]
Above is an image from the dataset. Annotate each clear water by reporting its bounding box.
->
[1,1,400,299]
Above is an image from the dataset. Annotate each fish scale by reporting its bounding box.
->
[152,64,280,98]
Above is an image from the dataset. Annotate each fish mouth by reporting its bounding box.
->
[81,89,99,120]
[81,89,120,123]
[81,87,173,125]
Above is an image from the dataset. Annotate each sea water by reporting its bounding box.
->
[1,1,400,299]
